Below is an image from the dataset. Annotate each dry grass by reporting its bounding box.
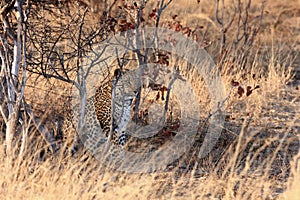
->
[1,0,299,199]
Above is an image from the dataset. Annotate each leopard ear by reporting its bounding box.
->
[114,68,122,79]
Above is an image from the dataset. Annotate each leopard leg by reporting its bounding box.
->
[118,130,128,146]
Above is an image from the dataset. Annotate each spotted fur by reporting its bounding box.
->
[61,68,138,155]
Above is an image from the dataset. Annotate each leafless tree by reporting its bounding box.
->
[215,0,266,72]
[0,1,60,161]
[0,0,28,160]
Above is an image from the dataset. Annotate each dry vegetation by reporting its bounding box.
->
[0,0,299,199]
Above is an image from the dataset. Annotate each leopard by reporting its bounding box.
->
[60,68,139,156]
[94,68,138,146]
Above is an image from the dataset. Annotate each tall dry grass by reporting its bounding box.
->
[1,51,299,200]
